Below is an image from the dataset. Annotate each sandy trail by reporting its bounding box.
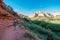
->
[0,25,30,40]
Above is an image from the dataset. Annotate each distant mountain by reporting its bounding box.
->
[32,11,54,18]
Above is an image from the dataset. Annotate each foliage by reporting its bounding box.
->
[6,5,13,11]
[31,20,60,31]
[19,17,60,40]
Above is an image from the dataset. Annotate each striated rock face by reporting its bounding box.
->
[0,0,20,30]
[0,0,31,40]
[0,0,16,29]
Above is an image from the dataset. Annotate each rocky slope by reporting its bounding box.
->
[0,0,19,30]
[0,0,35,40]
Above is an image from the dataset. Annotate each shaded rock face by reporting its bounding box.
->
[0,0,16,29]
[0,0,19,29]
[0,0,31,40]
[0,0,19,19]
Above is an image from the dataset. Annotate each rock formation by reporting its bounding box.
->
[0,0,31,40]
[32,11,54,18]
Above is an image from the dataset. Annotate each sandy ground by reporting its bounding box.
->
[0,25,30,40]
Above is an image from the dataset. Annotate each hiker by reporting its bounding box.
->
[13,20,18,30]
[13,21,17,26]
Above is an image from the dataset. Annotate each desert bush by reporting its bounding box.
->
[19,17,60,40]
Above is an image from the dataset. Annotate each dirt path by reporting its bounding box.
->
[0,25,30,40]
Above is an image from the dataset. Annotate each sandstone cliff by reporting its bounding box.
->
[0,0,30,40]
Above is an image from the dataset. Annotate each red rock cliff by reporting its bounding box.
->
[0,0,31,40]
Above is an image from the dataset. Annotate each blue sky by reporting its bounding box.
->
[4,0,60,16]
